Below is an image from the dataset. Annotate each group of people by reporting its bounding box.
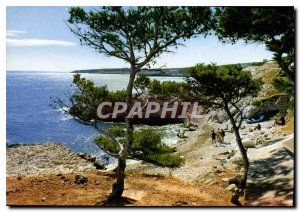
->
[211,128,226,147]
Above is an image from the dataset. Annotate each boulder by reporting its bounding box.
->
[226,184,238,192]
[243,105,261,119]
[242,140,256,148]
[228,175,242,187]
[230,155,244,165]
[215,166,225,173]
[75,174,88,184]
[90,156,97,163]
[221,178,229,187]
[173,201,188,206]
[93,161,105,170]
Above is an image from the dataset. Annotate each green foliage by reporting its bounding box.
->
[95,136,119,154]
[186,63,262,108]
[145,153,184,168]
[251,99,262,106]
[131,129,182,167]
[215,7,295,84]
[65,74,127,122]
[135,77,190,100]
[160,81,190,99]
[108,90,127,102]
[68,74,110,121]
[250,61,265,66]
[272,76,294,94]
[134,74,151,94]
[95,128,183,167]
[68,6,213,68]
[132,129,162,154]
[148,79,162,95]
[105,127,126,137]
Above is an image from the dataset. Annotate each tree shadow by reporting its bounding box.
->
[95,196,137,206]
[245,149,294,206]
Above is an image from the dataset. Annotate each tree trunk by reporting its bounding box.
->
[225,105,249,189]
[109,70,136,200]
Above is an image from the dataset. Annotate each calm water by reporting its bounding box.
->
[6,71,183,162]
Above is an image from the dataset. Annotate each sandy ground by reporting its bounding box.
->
[6,171,235,206]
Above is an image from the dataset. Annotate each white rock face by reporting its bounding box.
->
[6,143,97,176]
[241,128,277,146]
[229,154,244,165]
[242,140,256,148]
[226,183,238,192]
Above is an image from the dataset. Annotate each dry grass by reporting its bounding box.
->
[277,111,294,135]
[261,69,280,84]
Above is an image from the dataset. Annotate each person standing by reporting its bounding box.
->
[216,128,222,144]
[221,129,225,143]
[211,130,217,147]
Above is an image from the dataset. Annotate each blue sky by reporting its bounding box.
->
[7,6,274,72]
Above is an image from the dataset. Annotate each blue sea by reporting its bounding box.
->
[6,71,183,163]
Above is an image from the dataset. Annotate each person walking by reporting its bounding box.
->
[221,129,225,143]
[211,130,217,147]
[216,128,222,145]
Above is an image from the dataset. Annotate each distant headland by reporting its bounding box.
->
[71,67,188,76]
[71,62,265,77]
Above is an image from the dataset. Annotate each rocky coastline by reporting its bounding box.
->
[6,143,104,177]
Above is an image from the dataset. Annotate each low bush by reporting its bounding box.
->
[105,127,126,137]
[145,153,184,168]
[251,99,262,106]
[132,129,162,154]
[94,136,118,154]
[94,128,184,168]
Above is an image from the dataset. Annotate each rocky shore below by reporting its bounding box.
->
[6,113,293,206]
[6,143,104,177]
[127,112,293,194]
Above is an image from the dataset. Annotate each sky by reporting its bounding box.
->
[6,6,274,72]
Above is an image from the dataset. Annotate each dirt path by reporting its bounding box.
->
[7,171,234,206]
[244,135,294,206]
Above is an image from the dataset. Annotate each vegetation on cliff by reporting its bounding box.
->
[95,128,183,168]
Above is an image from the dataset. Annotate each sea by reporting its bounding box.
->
[6,71,184,163]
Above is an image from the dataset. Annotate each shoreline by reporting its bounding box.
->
[6,115,294,206]
[6,143,104,177]
[6,115,290,181]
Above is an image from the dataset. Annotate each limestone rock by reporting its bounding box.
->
[230,155,244,165]
[226,184,238,192]
[242,140,256,148]
[75,174,88,184]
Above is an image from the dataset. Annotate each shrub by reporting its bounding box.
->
[132,129,162,154]
[105,127,126,137]
[250,61,265,66]
[95,128,184,168]
[158,145,177,153]
[132,129,183,167]
[251,99,262,106]
[272,76,294,94]
[148,79,162,95]
[145,153,184,168]
[134,74,151,94]
[94,136,118,154]
[108,90,127,102]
